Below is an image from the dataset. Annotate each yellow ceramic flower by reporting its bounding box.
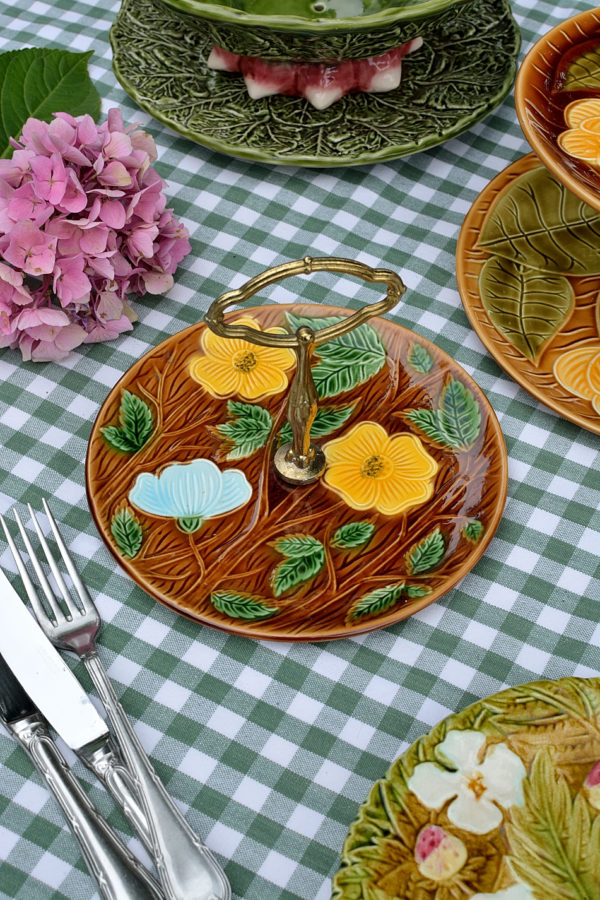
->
[323,421,438,515]
[190,315,296,400]
[554,344,600,413]
[558,98,600,164]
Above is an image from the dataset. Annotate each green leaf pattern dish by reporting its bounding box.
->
[333,677,600,900]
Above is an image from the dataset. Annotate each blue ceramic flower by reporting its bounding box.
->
[129,458,252,533]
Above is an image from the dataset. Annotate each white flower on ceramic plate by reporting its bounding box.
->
[129,458,252,533]
[472,886,533,900]
[407,729,526,835]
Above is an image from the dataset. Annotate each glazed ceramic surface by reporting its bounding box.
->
[457,153,600,434]
[333,676,600,899]
[110,0,520,166]
[516,6,600,212]
[86,304,507,641]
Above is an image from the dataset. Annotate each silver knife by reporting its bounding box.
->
[0,652,162,900]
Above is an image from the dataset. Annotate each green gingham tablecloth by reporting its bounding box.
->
[0,0,599,896]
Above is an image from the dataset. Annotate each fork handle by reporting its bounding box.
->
[8,714,162,900]
[83,650,231,900]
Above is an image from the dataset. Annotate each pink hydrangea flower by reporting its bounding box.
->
[0,109,190,361]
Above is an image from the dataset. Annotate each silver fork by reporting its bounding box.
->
[1,500,231,900]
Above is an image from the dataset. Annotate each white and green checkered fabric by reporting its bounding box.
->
[0,0,599,897]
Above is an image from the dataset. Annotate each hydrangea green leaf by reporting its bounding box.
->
[210,590,279,620]
[215,401,272,459]
[110,508,143,558]
[477,165,600,276]
[0,48,101,157]
[407,527,445,575]
[479,256,574,364]
[271,534,325,596]
[279,403,355,445]
[349,583,407,619]
[408,343,434,373]
[287,313,386,399]
[331,521,375,550]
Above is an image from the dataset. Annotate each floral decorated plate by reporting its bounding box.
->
[515,6,600,212]
[109,0,520,167]
[332,676,600,899]
[86,303,506,641]
[457,153,600,434]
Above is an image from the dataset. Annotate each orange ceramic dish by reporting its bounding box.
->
[516,6,600,211]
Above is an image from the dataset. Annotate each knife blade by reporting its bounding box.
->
[0,567,109,751]
[0,652,162,899]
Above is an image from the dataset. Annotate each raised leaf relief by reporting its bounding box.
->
[478,166,600,276]
[462,519,485,542]
[479,255,574,363]
[331,521,375,550]
[278,403,355,445]
[406,527,445,575]
[564,44,600,90]
[286,313,386,399]
[210,590,279,620]
[111,507,143,558]
[349,583,408,620]
[406,378,481,450]
[408,343,434,373]
[212,400,272,460]
[271,534,325,596]
[101,390,154,453]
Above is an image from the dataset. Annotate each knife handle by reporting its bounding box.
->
[83,650,231,900]
[8,714,162,900]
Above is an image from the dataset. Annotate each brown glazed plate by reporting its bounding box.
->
[86,304,507,641]
[515,5,600,211]
[333,676,600,899]
[457,152,600,435]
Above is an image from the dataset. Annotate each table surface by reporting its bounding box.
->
[0,1,599,898]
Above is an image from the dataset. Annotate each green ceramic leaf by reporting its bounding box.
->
[478,166,600,276]
[0,49,101,157]
[564,45,600,90]
[507,749,600,899]
[110,508,143,558]
[407,527,445,575]
[215,401,272,459]
[331,521,375,550]
[101,391,154,453]
[479,256,574,363]
[271,534,325,596]
[210,590,279,620]
[405,584,432,598]
[408,343,434,374]
[278,403,355,445]
[176,516,203,533]
[404,408,447,445]
[438,378,481,450]
[349,583,407,620]
[287,314,386,399]
[462,519,485,542]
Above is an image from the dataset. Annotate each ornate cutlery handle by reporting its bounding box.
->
[8,714,162,900]
[83,651,231,900]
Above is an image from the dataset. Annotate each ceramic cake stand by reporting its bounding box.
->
[457,8,600,434]
[86,258,507,641]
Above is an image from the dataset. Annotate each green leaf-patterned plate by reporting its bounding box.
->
[457,153,600,436]
[333,676,600,900]
[86,303,507,640]
[109,0,520,167]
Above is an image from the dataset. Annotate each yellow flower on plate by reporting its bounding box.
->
[554,344,600,413]
[190,315,296,401]
[322,421,438,516]
[558,98,600,164]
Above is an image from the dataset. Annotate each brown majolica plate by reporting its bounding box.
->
[516,6,600,211]
[86,304,507,641]
[333,676,600,899]
[457,152,600,434]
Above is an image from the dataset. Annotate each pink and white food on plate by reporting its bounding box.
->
[207,37,422,110]
[0,109,190,362]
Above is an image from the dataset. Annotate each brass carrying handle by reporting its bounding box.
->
[204,256,406,347]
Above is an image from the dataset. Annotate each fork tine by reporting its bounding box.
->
[27,503,79,617]
[42,499,95,615]
[2,511,67,625]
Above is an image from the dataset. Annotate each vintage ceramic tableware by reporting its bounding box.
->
[110,0,520,166]
[86,260,507,641]
[333,676,600,899]
[516,6,600,212]
[457,152,600,435]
